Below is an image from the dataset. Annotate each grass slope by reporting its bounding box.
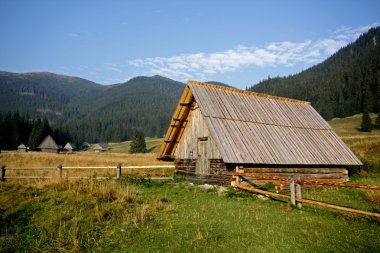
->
[329,113,380,169]
[106,138,164,154]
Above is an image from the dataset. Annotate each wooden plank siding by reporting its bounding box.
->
[158,81,362,167]
[174,106,222,161]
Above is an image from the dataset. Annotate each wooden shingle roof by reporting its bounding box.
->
[158,81,362,166]
[64,142,77,150]
[18,143,27,149]
[38,135,59,150]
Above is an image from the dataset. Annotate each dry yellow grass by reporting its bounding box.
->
[366,190,380,204]
[0,151,174,178]
[329,113,380,167]
[0,150,171,167]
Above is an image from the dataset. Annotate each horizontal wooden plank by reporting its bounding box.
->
[5,176,52,179]
[243,168,348,174]
[63,166,116,169]
[6,167,55,170]
[124,165,175,169]
[242,173,347,179]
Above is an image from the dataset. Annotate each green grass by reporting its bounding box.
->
[1,179,379,252]
[328,113,380,137]
[105,138,164,154]
[328,113,380,171]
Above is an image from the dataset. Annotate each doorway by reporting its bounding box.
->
[196,137,209,174]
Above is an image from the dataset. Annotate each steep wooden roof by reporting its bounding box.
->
[64,142,77,150]
[38,135,59,150]
[158,81,362,166]
[93,143,108,150]
[17,143,27,149]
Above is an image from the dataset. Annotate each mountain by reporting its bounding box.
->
[0,71,185,143]
[0,71,107,123]
[65,75,185,143]
[249,27,380,120]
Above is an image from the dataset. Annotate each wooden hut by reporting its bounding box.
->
[17,143,28,152]
[93,143,108,152]
[157,81,362,185]
[63,142,77,152]
[81,142,90,150]
[38,135,59,153]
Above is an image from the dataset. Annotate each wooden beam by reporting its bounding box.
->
[157,85,191,158]
[164,140,178,143]
[233,172,380,190]
[173,118,188,122]
[235,184,380,218]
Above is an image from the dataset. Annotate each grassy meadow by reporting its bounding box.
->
[0,113,379,252]
[329,113,380,167]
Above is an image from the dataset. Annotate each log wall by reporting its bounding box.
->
[175,158,231,185]
[235,167,349,190]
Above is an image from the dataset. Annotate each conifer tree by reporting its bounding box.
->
[360,110,373,132]
[129,130,147,153]
[375,114,380,129]
[28,117,52,150]
[28,119,43,150]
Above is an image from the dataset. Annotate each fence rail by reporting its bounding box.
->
[233,171,380,218]
[232,172,380,190]
[0,164,175,181]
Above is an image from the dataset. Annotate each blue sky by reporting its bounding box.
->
[0,0,379,89]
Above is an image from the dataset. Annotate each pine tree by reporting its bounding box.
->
[28,118,52,150]
[360,110,373,132]
[375,114,380,129]
[28,119,43,150]
[129,130,147,153]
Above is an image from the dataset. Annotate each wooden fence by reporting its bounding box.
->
[0,164,175,181]
[233,171,380,218]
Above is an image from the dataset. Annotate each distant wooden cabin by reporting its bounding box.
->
[38,135,59,153]
[157,81,362,186]
[17,143,28,152]
[93,143,108,152]
[64,142,77,152]
[81,142,90,150]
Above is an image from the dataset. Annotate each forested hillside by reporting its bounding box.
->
[64,75,184,143]
[249,27,380,120]
[0,71,107,123]
[0,72,184,144]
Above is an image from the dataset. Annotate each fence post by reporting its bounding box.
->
[296,176,302,208]
[0,164,5,181]
[116,162,122,179]
[290,176,296,206]
[235,166,241,185]
[57,164,62,179]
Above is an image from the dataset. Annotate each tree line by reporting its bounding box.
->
[0,111,71,150]
[249,27,380,121]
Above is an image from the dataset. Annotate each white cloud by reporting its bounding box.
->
[129,24,379,81]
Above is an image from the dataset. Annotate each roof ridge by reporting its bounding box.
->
[187,80,310,105]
